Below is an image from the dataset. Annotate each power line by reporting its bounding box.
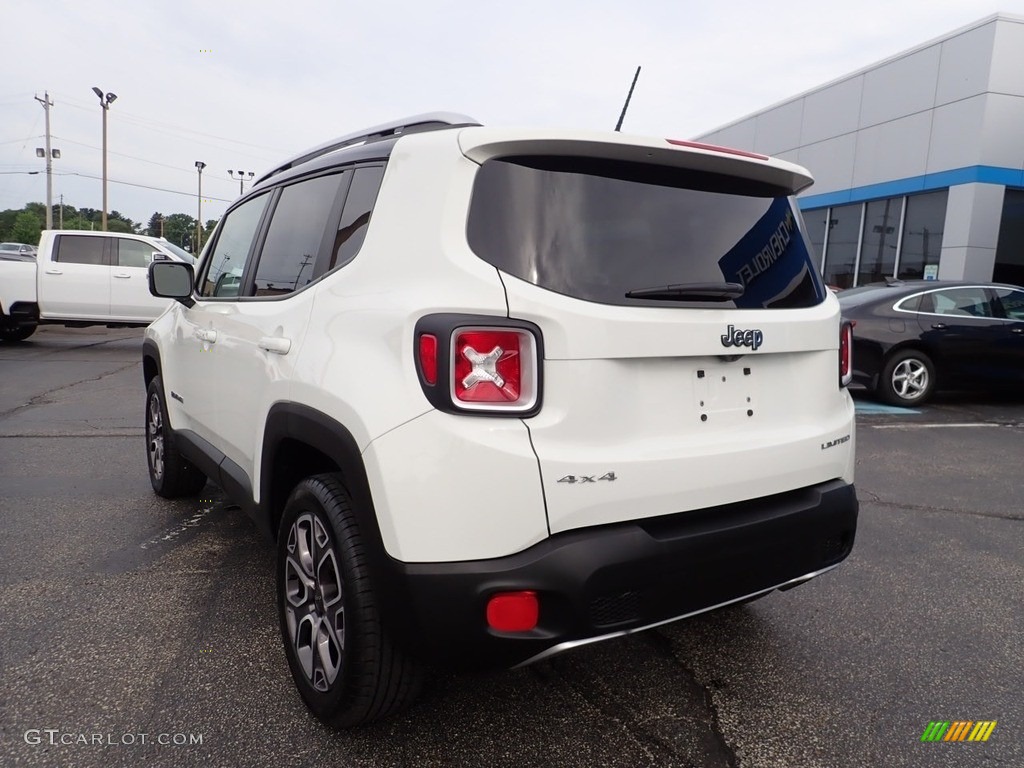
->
[54,171,234,202]
[0,136,42,146]
[52,135,240,180]
[51,91,288,155]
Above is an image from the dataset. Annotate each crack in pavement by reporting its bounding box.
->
[859,497,1023,522]
[529,657,677,767]
[642,630,739,768]
[0,360,140,420]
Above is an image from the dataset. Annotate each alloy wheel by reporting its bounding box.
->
[891,358,929,400]
[284,513,345,692]
[147,393,165,481]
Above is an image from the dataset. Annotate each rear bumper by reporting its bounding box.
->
[377,479,857,669]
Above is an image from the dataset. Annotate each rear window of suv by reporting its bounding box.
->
[466,156,826,309]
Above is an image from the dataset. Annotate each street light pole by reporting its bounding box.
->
[228,169,254,195]
[92,87,117,231]
[195,161,206,253]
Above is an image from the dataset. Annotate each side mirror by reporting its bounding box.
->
[149,261,195,307]
[151,251,171,262]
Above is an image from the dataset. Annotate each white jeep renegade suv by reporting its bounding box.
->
[143,113,858,727]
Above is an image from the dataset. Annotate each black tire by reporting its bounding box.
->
[277,474,423,728]
[877,349,936,406]
[0,323,36,342]
[145,376,207,497]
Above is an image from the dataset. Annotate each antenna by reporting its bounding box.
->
[614,66,642,132]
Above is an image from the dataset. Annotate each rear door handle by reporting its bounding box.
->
[931,323,947,330]
[258,337,291,355]
[44,268,63,275]
[194,329,217,343]
[1012,326,1023,335]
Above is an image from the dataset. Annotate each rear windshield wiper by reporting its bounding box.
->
[625,282,745,301]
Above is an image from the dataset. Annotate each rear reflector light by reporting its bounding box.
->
[840,321,854,387]
[451,327,538,412]
[486,591,539,632]
[418,334,438,385]
[666,138,769,160]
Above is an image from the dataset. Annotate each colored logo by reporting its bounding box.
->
[920,721,997,742]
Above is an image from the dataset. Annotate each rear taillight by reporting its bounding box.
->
[414,315,543,416]
[840,321,854,387]
[418,334,438,385]
[451,327,538,411]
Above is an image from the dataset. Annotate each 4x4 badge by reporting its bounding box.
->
[721,324,764,351]
[557,472,617,484]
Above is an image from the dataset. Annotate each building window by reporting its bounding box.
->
[808,189,948,287]
[897,190,947,280]
[994,188,1024,286]
[822,203,861,289]
[802,208,827,268]
[858,197,902,285]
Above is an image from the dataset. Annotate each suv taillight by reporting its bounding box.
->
[415,315,543,416]
[840,320,854,387]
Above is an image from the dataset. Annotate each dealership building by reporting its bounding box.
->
[697,13,1024,289]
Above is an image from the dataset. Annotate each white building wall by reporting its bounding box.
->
[695,14,1024,283]
[939,184,1006,281]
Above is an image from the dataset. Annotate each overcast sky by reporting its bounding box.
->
[3,0,1023,231]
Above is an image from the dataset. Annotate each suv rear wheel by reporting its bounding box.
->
[277,474,423,727]
[145,376,207,497]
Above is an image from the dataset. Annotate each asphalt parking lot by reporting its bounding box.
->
[0,326,1021,768]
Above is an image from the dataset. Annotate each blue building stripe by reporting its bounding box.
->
[798,165,1024,210]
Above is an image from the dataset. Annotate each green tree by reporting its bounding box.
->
[0,209,20,240]
[162,213,197,250]
[10,211,42,244]
[146,212,164,237]
[106,219,132,233]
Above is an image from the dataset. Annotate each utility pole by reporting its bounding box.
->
[59,194,64,228]
[614,66,642,132]
[34,92,54,229]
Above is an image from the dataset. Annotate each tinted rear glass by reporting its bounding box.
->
[466,156,825,309]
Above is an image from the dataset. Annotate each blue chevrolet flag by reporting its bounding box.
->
[718,197,820,308]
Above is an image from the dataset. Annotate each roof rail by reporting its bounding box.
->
[254,112,480,184]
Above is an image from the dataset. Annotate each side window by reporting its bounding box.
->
[117,239,154,268]
[252,173,349,296]
[330,165,385,270]
[200,194,269,298]
[896,294,922,312]
[55,236,107,265]
[994,288,1024,320]
[931,288,993,318]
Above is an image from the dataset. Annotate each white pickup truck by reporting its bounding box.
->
[0,230,195,342]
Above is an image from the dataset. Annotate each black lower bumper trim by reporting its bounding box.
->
[376,479,858,670]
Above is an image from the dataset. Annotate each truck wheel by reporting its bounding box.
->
[878,349,935,406]
[277,474,423,728]
[0,324,36,342]
[145,376,207,497]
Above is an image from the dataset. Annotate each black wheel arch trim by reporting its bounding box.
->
[260,403,418,651]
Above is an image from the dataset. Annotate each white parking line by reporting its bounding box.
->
[867,423,1003,429]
